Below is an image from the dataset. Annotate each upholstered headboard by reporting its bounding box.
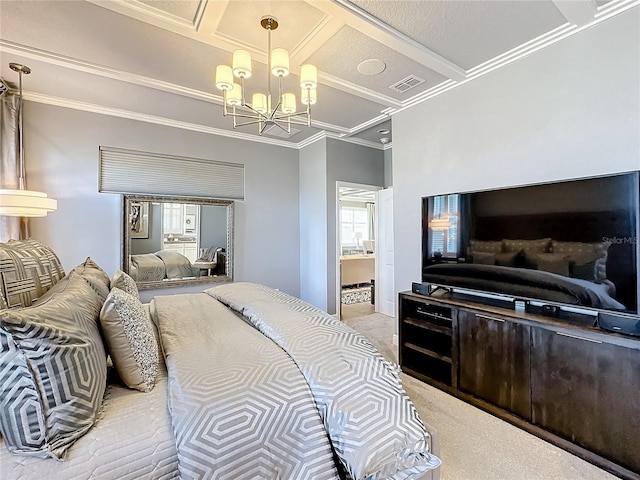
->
[0,239,65,309]
[471,210,636,310]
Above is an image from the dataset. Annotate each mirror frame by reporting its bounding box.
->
[122,194,234,290]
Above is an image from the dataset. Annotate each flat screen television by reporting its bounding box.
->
[421,172,640,317]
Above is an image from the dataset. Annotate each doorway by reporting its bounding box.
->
[336,183,381,320]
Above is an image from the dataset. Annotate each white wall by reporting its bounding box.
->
[392,9,640,303]
[25,103,301,299]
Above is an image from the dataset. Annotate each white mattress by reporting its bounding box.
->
[0,366,178,480]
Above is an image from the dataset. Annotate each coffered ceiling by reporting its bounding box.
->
[0,0,636,149]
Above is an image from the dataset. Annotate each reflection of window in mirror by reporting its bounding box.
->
[161,203,200,263]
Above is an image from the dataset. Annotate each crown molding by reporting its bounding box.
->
[0,40,221,104]
[24,91,301,149]
[24,90,382,151]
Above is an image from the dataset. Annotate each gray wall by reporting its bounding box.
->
[392,10,640,318]
[384,148,393,188]
[298,138,384,313]
[299,139,328,310]
[26,103,301,300]
[131,202,162,254]
[199,205,228,251]
[326,139,384,314]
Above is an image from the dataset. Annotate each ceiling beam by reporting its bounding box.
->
[552,0,598,26]
[310,0,467,81]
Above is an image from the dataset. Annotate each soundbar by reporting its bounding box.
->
[598,312,640,336]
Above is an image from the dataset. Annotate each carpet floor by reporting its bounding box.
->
[342,312,618,480]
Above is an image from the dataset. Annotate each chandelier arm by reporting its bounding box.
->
[267,23,272,113]
[225,112,271,121]
[231,118,275,128]
[239,103,270,121]
[222,90,228,116]
[272,111,311,121]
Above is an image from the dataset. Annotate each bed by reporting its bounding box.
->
[129,250,199,282]
[0,239,441,480]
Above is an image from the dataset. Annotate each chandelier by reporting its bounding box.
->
[214,16,318,135]
[0,63,57,217]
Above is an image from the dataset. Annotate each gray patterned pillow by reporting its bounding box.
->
[111,269,139,299]
[503,238,551,253]
[0,239,65,309]
[0,272,106,459]
[71,257,111,303]
[468,239,504,254]
[551,241,611,283]
[100,288,158,392]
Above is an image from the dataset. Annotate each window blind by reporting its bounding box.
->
[98,147,244,200]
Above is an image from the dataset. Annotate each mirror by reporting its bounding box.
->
[122,195,234,289]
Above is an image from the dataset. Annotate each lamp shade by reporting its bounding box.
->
[232,50,252,78]
[252,93,268,114]
[300,64,317,89]
[271,48,290,77]
[301,88,317,105]
[281,93,296,113]
[0,189,57,217]
[226,83,242,106]
[215,65,233,90]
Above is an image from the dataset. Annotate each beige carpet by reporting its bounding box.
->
[343,313,618,480]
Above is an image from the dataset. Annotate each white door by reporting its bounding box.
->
[376,188,394,317]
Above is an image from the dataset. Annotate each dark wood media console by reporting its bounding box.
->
[399,290,640,479]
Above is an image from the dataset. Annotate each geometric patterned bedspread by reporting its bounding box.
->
[151,293,341,480]
[205,282,441,480]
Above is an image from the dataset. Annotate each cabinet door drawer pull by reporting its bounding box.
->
[477,314,505,323]
[555,332,602,344]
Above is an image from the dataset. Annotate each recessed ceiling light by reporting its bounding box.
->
[357,59,386,76]
[378,129,390,135]
[380,137,390,144]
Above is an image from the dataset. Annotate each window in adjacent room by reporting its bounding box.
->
[341,205,369,248]
[429,194,459,258]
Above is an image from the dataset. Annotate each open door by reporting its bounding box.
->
[376,188,394,317]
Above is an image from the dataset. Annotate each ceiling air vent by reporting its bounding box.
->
[389,75,425,93]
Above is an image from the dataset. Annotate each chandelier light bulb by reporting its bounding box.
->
[232,50,252,78]
[301,88,317,105]
[271,48,290,77]
[281,93,296,113]
[226,83,242,106]
[252,93,268,114]
[300,64,318,89]
[215,65,234,90]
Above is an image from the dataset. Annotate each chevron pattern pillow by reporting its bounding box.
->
[0,271,107,459]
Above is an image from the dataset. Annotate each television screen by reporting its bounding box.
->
[422,172,640,315]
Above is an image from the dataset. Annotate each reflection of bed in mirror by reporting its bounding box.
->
[122,195,233,289]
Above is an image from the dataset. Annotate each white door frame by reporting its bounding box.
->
[335,181,382,320]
